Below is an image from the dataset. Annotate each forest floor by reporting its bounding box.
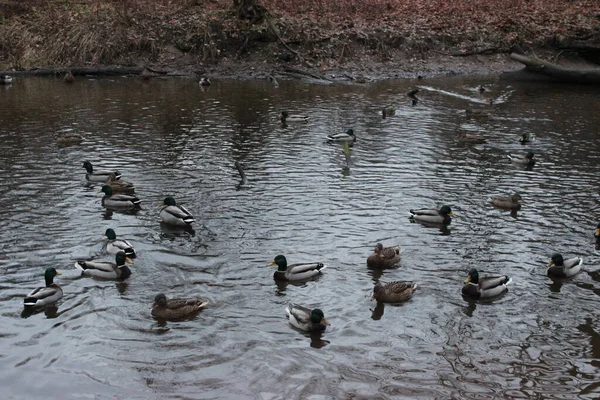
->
[0,0,599,81]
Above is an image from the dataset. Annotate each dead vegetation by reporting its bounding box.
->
[0,0,598,71]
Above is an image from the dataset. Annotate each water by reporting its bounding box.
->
[1,75,600,399]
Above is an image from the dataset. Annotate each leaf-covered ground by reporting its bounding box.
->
[0,0,598,78]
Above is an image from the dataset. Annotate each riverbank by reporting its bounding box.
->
[0,0,598,81]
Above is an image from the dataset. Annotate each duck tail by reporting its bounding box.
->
[317,264,328,272]
[504,277,513,286]
[23,297,38,306]
[74,261,86,271]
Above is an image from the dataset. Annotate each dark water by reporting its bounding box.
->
[1,74,600,399]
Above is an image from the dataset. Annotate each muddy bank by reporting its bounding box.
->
[0,0,598,82]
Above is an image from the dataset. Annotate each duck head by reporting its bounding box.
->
[268,255,287,271]
[464,268,479,284]
[44,267,61,286]
[104,228,117,240]
[83,161,94,173]
[153,293,168,307]
[101,185,113,196]
[115,251,133,266]
[162,197,177,206]
[548,253,564,267]
[310,309,329,326]
[440,205,455,217]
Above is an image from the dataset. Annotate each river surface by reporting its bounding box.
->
[1,74,600,399]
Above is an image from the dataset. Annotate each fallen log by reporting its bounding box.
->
[501,53,600,84]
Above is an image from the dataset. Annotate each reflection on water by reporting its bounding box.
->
[1,76,600,399]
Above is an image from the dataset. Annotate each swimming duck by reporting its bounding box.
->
[457,132,487,144]
[462,268,512,299]
[268,255,327,281]
[547,253,582,279]
[23,268,62,307]
[508,152,536,167]
[327,129,356,143]
[74,251,133,280]
[64,71,75,83]
[160,197,195,227]
[519,132,535,144]
[464,108,490,119]
[491,193,522,209]
[285,303,329,332]
[382,108,395,118]
[366,243,402,268]
[409,205,455,225]
[101,185,142,209]
[104,228,136,258]
[280,110,308,123]
[371,281,417,303]
[0,75,13,84]
[151,293,208,320]
[106,172,135,195]
[199,77,211,86]
[83,161,121,182]
[56,133,83,147]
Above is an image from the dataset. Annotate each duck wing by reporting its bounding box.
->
[24,285,62,306]
[478,275,511,290]
[409,208,440,216]
[166,298,208,309]
[75,261,119,278]
[286,262,327,280]
[164,205,195,221]
[285,303,311,326]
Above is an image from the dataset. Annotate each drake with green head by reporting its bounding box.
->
[366,243,402,268]
[268,255,327,281]
[23,268,62,307]
[104,228,136,258]
[83,161,121,182]
[151,293,208,320]
[285,303,329,332]
[372,281,417,303]
[74,251,133,280]
[462,268,511,299]
[409,205,455,225]
[280,110,309,123]
[101,185,142,209]
[160,197,195,227]
[327,129,356,143]
[547,253,582,279]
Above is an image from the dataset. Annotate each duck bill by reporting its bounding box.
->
[547,260,554,268]
[267,260,276,266]
[464,275,471,283]
[595,228,600,237]
[321,318,330,326]
[55,271,62,275]
[450,212,456,217]
[125,257,133,264]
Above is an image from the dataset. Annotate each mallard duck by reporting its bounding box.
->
[23,268,62,307]
[160,197,195,226]
[462,268,511,299]
[407,88,419,98]
[327,129,356,143]
[104,228,136,258]
[409,205,455,225]
[268,255,327,281]
[199,77,211,86]
[101,185,141,209]
[382,108,395,119]
[56,133,83,146]
[366,243,402,268]
[477,85,486,93]
[371,281,417,303]
[106,172,135,195]
[74,251,133,279]
[83,161,121,182]
[464,108,490,119]
[285,303,329,332]
[519,132,535,144]
[280,110,308,123]
[457,132,487,144]
[491,193,522,209]
[508,152,536,167]
[0,75,13,84]
[151,293,208,320]
[64,71,75,83]
[547,253,583,279]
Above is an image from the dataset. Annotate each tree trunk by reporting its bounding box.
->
[501,52,600,84]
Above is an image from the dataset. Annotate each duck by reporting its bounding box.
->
[366,243,402,268]
[407,88,419,98]
[490,193,522,209]
[64,71,75,83]
[106,172,135,195]
[101,185,142,209]
[268,254,327,281]
[280,110,308,123]
[409,205,455,225]
[285,303,329,332]
[462,268,512,299]
[457,132,487,144]
[74,251,133,279]
[140,69,154,80]
[508,152,536,167]
[371,281,417,303]
[464,108,490,119]
[56,132,83,146]
[151,293,208,320]
[0,75,13,84]
[326,129,356,143]
[83,161,121,182]
[519,132,535,144]
[160,197,195,226]
[104,228,136,258]
[547,253,583,279]
[23,268,63,307]
[199,77,211,86]
[381,108,395,119]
